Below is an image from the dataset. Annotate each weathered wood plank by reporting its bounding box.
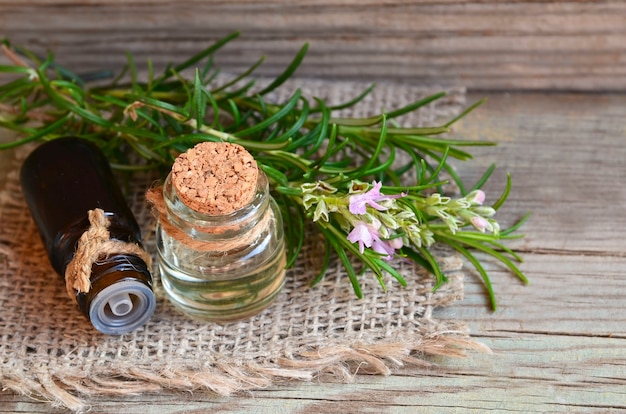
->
[1,1,626,91]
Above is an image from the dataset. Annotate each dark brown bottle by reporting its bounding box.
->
[20,137,156,334]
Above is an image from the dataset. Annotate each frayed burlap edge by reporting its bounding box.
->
[1,337,491,412]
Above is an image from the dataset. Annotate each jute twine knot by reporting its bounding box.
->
[64,208,152,302]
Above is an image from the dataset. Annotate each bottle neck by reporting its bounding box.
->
[162,170,271,242]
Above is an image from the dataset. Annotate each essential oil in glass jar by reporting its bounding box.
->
[20,137,156,335]
[148,142,286,322]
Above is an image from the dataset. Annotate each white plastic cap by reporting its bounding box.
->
[89,280,156,335]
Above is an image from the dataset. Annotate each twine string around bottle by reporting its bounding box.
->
[63,208,152,302]
[145,185,271,252]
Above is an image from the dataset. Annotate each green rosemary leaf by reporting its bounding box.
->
[190,69,207,129]
[441,232,529,285]
[386,91,446,119]
[381,181,446,194]
[500,212,531,237]
[14,44,45,66]
[325,83,376,111]
[0,78,36,102]
[238,138,294,151]
[126,51,139,92]
[470,163,496,192]
[0,113,71,149]
[447,230,524,262]
[211,55,266,94]
[330,114,384,127]
[37,72,111,127]
[422,146,450,185]
[487,241,524,263]
[390,133,490,154]
[135,96,189,118]
[254,94,268,118]
[124,137,168,163]
[234,89,302,138]
[357,147,397,179]
[400,247,435,276]
[51,79,87,103]
[91,93,131,107]
[0,65,33,74]
[260,150,311,175]
[417,158,429,186]
[259,163,290,187]
[376,259,407,287]
[226,98,242,127]
[418,246,447,291]
[324,220,389,292]
[257,42,309,96]
[274,186,302,197]
[110,125,168,143]
[446,239,498,311]
[277,96,310,146]
[18,46,85,85]
[391,141,426,184]
[385,126,451,135]
[319,224,363,298]
[162,113,185,135]
[162,31,240,81]
[444,97,487,128]
[306,126,335,179]
[146,59,154,92]
[219,80,257,100]
[200,57,216,84]
[492,172,512,210]
[350,115,388,177]
[110,64,129,88]
[391,137,473,161]
[304,98,331,160]
[421,148,466,194]
[204,89,221,129]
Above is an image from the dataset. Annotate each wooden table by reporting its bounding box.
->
[2,91,625,412]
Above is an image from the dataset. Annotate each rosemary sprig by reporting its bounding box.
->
[0,32,529,310]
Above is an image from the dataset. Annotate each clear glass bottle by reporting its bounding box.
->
[155,169,286,322]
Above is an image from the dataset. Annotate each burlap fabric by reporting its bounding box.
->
[0,80,486,412]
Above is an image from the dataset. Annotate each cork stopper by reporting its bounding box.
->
[171,142,258,215]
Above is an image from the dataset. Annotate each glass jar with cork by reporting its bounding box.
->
[148,142,286,322]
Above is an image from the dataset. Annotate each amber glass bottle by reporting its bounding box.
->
[20,137,156,335]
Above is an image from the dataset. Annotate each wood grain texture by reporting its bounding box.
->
[1,1,626,91]
[2,90,626,412]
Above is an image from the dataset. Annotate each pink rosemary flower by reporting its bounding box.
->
[347,221,401,261]
[470,215,490,232]
[349,181,404,215]
[466,189,486,205]
[347,222,376,253]
[372,238,401,261]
